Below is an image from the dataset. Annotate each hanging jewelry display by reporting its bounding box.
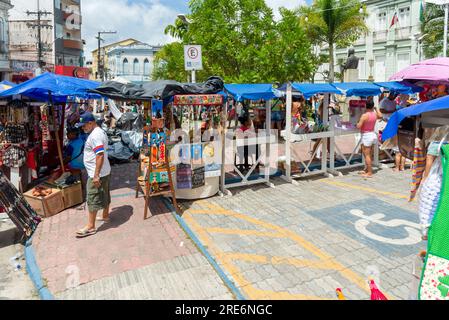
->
[7,100,29,123]
[33,105,40,141]
[4,123,27,144]
[40,105,51,152]
[3,145,27,168]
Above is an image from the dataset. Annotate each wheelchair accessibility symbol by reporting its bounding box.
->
[349,209,422,246]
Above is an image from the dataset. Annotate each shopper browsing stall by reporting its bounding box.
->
[75,112,112,238]
[357,101,382,178]
[379,92,398,121]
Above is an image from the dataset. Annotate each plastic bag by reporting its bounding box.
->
[418,157,443,236]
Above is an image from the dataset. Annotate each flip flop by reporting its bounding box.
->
[96,217,110,223]
[361,174,373,179]
[76,228,97,238]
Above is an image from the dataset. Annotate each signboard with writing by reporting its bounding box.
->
[184,45,203,71]
[192,166,205,189]
[176,163,192,189]
[174,95,223,106]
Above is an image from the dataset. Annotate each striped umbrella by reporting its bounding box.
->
[409,138,426,202]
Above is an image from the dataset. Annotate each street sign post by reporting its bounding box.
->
[184,45,203,83]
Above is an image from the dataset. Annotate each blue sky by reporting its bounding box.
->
[80,0,310,60]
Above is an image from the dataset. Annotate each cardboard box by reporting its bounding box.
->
[24,188,64,218]
[60,182,83,209]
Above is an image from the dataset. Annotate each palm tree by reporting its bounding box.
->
[299,0,368,82]
[164,17,190,40]
[421,3,446,58]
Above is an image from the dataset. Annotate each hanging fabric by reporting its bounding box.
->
[419,144,449,300]
[409,138,426,202]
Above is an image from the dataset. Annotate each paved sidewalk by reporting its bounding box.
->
[0,218,38,300]
[31,162,233,300]
[180,166,424,300]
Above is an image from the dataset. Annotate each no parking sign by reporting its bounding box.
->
[184,45,203,71]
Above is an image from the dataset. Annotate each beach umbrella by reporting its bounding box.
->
[389,57,449,82]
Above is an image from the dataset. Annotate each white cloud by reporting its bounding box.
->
[82,0,179,60]
[265,0,307,19]
[80,0,307,59]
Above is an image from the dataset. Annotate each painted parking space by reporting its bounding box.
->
[181,200,374,300]
[180,170,424,300]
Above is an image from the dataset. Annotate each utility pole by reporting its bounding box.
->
[96,31,117,81]
[27,0,52,71]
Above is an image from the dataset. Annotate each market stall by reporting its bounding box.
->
[282,83,340,182]
[223,84,279,193]
[91,77,226,203]
[170,93,226,200]
[0,72,100,220]
[282,81,422,181]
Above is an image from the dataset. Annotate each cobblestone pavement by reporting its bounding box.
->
[32,162,233,300]
[180,166,424,300]
[0,218,38,300]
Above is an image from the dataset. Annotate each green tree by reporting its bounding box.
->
[152,42,190,82]
[153,0,317,83]
[421,3,446,58]
[299,0,368,82]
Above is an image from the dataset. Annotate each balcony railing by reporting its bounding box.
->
[395,26,411,40]
[373,30,387,42]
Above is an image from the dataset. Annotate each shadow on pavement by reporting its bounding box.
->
[97,205,133,233]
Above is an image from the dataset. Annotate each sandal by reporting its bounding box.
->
[96,217,110,223]
[76,227,97,238]
[361,174,373,179]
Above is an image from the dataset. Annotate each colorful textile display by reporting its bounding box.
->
[419,157,443,237]
[419,144,449,300]
[409,138,426,202]
[174,94,223,106]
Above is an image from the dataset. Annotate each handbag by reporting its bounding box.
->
[419,144,449,300]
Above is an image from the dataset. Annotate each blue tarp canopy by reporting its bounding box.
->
[333,82,383,97]
[291,83,342,98]
[383,95,449,140]
[224,84,279,102]
[0,80,16,87]
[375,81,423,95]
[0,72,101,103]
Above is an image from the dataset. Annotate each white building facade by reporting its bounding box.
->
[317,0,423,82]
[107,43,161,83]
[0,0,12,80]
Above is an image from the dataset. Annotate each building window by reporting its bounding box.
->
[123,58,129,75]
[374,55,386,82]
[376,12,387,31]
[398,7,410,27]
[358,57,366,80]
[66,33,71,38]
[397,53,410,72]
[133,58,139,74]
[144,58,150,75]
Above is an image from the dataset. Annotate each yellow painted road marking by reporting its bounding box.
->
[182,201,394,300]
[321,179,409,200]
[205,227,285,238]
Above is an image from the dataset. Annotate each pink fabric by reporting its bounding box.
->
[361,112,377,133]
[389,57,449,81]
